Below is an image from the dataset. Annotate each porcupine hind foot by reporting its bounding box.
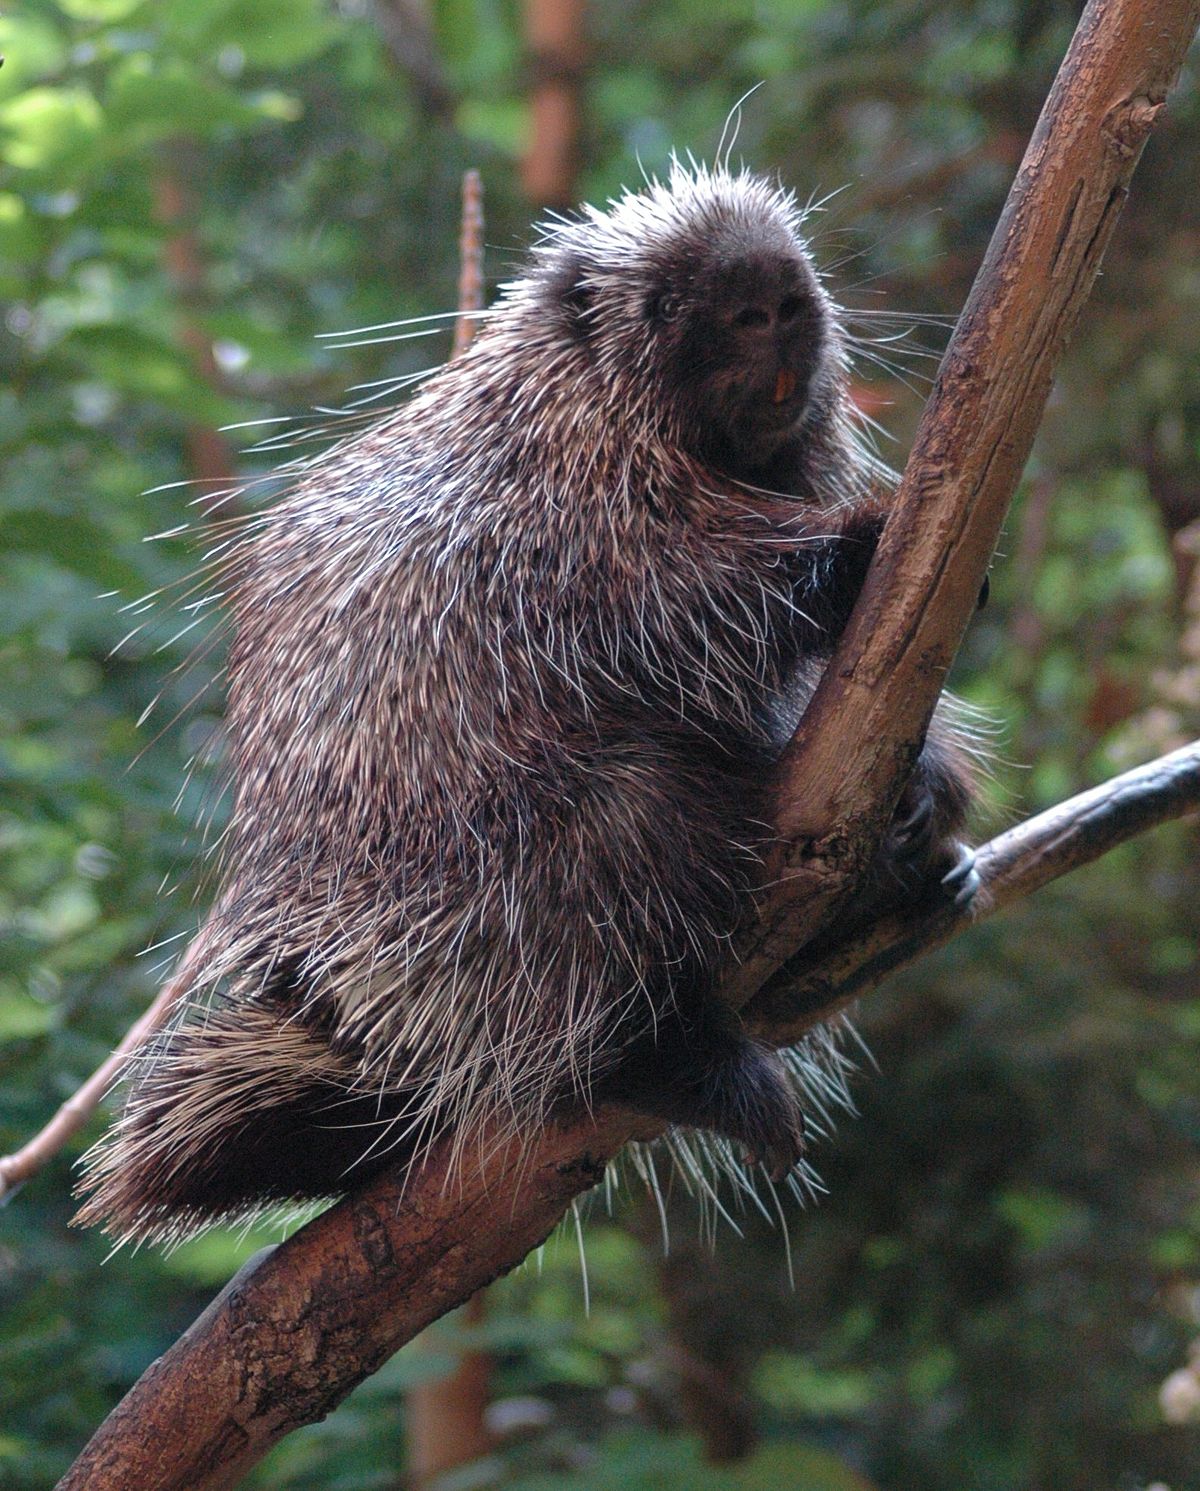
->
[602,1001,806,1183]
[74,1000,417,1246]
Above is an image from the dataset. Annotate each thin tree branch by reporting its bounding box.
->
[746,738,1200,1044]
[0,168,490,1204]
[451,170,485,359]
[0,923,207,1205]
[367,0,455,120]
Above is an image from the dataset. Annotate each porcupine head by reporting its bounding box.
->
[77,160,971,1248]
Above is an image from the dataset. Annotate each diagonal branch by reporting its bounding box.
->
[725,0,1200,1004]
[746,738,1200,1045]
[56,742,1200,1491]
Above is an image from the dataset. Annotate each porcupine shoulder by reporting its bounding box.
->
[77,163,977,1246]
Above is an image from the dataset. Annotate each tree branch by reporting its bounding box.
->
[57,740,1200,1491]
[0,167,489,1205]
[746,738,1200,1044]
[0,938,205,1202]
[367,0,455,120]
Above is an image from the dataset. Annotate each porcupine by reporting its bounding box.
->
[78,162,979,1246]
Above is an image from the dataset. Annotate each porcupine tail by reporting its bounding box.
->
[74,991,416,1249]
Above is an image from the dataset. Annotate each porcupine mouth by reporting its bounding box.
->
[743,360,814,441]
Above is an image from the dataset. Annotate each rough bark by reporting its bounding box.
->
[56,1122,634,1491]
[746,738,1200,1044]
[56,742,1200,1491]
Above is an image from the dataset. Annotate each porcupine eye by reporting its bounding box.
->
[647,292,680,324]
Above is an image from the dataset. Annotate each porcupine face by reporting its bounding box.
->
[529,167,837,486]
[644,229,830,482]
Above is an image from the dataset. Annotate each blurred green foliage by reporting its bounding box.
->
[2,2,1199,1488]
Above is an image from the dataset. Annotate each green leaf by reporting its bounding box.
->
[0,86,103,173]
[0,17,69,98]
[0,984,56,1041]
[161,0,338,69]
[754,1352,875,1417]
[0,193,42,264]
[105,56,273,141]
[57,0,147,20]
[0,511,145,593]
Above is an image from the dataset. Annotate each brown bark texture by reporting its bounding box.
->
[57,742,1200,1491]
[56,0,1200,1486]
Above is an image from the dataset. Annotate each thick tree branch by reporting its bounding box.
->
[57,741,1200,1491]
[55,1120,636,1491]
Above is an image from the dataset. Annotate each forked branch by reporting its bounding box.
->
[726,0,1200,1003]
[56,741,1200,1491]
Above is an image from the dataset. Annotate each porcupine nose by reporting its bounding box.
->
[731,291,805,336]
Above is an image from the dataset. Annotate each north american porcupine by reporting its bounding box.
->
[78,161,978,1246]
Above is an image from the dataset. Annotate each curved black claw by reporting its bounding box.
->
[940,843,981,910]
[892,791,934,851]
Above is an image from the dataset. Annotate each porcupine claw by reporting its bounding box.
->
[940,843,981,910]
[742,1110,807,1184]
[888,782,979,910]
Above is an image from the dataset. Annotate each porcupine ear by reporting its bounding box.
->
[543,251,596,342]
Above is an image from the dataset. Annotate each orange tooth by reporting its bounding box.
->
[773,368,797,404]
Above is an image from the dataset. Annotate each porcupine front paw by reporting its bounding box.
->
[888,781,980,911]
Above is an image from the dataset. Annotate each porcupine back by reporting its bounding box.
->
[78,163,891,1246]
